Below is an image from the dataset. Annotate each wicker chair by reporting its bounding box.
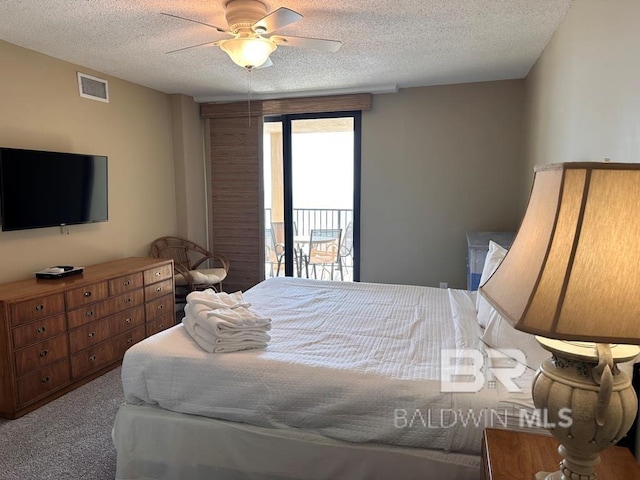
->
[149,236,230,304]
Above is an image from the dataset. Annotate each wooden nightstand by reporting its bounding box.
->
[481,428,640,480]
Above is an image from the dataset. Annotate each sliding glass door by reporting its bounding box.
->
[263,112,360,281]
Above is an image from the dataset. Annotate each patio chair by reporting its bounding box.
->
[271,221,300,275]
[338,221,353,281]
[150,236,230,305]
[270,222,286,258]
[265,228,284,277]
[302,228,342,280]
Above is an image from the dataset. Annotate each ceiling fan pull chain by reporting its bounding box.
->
[247,68,253,126]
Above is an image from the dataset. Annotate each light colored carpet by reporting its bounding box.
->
[0,366,122,480]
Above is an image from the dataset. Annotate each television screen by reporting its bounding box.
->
[0,147,108,231]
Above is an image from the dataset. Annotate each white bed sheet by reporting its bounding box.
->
[122,277,534,455]
[113,403,482,480]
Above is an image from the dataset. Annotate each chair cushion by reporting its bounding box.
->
[174,268,227,287]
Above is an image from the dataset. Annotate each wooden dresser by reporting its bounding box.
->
[0,257,175,419]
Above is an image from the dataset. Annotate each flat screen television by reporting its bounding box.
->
[0,147,108,231]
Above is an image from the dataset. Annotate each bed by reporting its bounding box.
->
[113,252,546,480]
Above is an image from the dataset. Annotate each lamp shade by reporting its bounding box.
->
[480,162,640,344]
[219,36,276,69]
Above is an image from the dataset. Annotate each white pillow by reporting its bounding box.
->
[476,240,508,327]
[481,310,550,371]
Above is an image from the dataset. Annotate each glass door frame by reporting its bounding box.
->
[264,111,361,281]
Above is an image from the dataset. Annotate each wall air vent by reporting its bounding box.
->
[77,72,109,103]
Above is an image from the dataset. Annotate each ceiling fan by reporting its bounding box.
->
[162,0,342,70]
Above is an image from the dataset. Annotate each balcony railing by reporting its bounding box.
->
[265,208,352,236]
[265,208,354,280]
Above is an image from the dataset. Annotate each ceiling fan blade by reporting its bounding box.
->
[166,40,222,54]
[253,7,302,33]
[270,35,342,53]
[160,12,229,33]
[255,57,273,69]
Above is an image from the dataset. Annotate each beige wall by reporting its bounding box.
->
[361,80,526,288]
[0,40,178,282]
[170,94,207,245]
[523,0,640,199]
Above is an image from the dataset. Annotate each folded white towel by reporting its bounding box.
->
[186,289,251,310]
[183,289,272,353]
[182,318,267,353]
[207,308,272,330]
[193,322,270,345]
[187,302,217,322]
[185,302,271,336]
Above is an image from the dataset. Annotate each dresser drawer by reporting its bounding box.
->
[17,360,70,406]
[100,289,144,317]
[114,325,145,357]
[109,272,143,295]
[146,314,174,337]
[144,279,173,302]
[144,264,173,285]
[66,282,109,309]
[67,303,102,330]
[145,295,173,321]
[11,294,65,326]
[15,334,69,377]
[12,313,67,350]
[70,339,116,378]
[68,317,112,354]
[110,305,145,335]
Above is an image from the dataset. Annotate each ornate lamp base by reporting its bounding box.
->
[534,444,602,479]
[535,471,560,480]
[532,338,639,480]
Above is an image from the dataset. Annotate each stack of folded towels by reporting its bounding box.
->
[182,289,271,353]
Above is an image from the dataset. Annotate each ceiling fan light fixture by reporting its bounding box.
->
[219,36,276,69]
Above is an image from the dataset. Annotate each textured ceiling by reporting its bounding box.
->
[0,0,573,102]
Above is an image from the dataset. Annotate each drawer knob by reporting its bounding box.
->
[155,271,161,277]
[86,310,94,317]
[41,376,50,384]
[34,304,44,312]
[36,326,46,334]
[88,331,95,338]
[159,324,164,329]
[39,350,48,357]
[158,305,164,310]
[127,338,133,345]
[89,355,97,363]
[125,318,132,324]
[83,291,92,297]
[156,286,162,292]
[124,297,132,304]
[123,280,131,286]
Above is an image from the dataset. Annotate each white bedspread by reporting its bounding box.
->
[122,277,533,454]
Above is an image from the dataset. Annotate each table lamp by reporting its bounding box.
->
[480,162,640,480]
